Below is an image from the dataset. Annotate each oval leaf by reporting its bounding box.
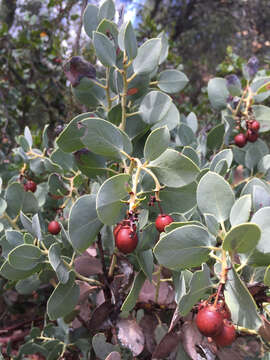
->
[133,38,161,75]
[139,91,172,125]
[197,172,235,222]
[69,195,103,252]
[154,225,211,270]
[207,77,229,110]
[149,149,200,188]
[96,174,130,225]
[224,267,262,330]
[158,70,188,93]
[8,244,43,271]
[93,31,116,67]
[80,118,132,160]
[144,126,170,162]
[251,207,270,253]
[230,194,251,226]
[223,223,261,253]
[47,272,79,321]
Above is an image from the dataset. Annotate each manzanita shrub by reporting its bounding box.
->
[2,1,270,359]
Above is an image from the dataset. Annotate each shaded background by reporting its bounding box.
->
[1,0,270,155]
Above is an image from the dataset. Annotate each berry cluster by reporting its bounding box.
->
[234,119,260,148]
[196,301,236,347]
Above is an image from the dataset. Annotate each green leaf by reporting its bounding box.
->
[209,149,233,171]
[0,198,7,216]
[264,265,270,286]
[108,103,122,126]
[96,174,130,225]
[253,185,270,212]
[48,243,69,284]
[230,194,251,226]
[93,31,116,67]
[151,102,180,131]
[241,178,270,197]
[178,123,196,146]
[136,249,153,281]
[149,149,200,188]
[48,174,69,197]
[207,77,229,110]
[157,70,188,93]
[97,19,118,43]
[15,274,41,295]
[133,38,161,75]
[157,182,197,214]
[72,78,106,107]
[178,264,212,316]
[74,149,107,178]
[83,4,99,38]
[121,271,146,312]
[20,211,33,235]
[92,333,120,359]
[258,154,270,174]
[206,123,225,151]
[245,139,268,170]
[69,195,103,252]
[56,112,93,153]
[5,182,38,218]
[154,225,211,270]
[144,126,170,162]
[204,213,219,236]
[47,271,79,321]
[98,0,115,21]
[186,112,198,133]
[51,148,75,172]
[80,117,132,160]
[252,105,270,132]
[182,147,200,167]
[251,207,270,253]
[139,91,172,125]
[197,172,235,222]
[24,126,33,148]
[251,77,270,102]
[157,31,169,65]
[32,214,42,241]
[223,223,260,253]
[118,21,137,60]
[224,267,262,330]
[8,244,44,271]
[0,260,41,281]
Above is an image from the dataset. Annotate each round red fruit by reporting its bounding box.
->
[113,223,122,237]
[24,180,37,193]
[234,133,246,148]
[213,320,236,347]
[114,225,138,254]
[217,302,231,320]
[246,129,258,142]
[250,120,260,132]
[155,214,173,233]
[48,221,61,235]
[196,305,224,337]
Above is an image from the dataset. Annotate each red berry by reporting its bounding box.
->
[250,120,260,132]
[48,220,61,235]
[114,225,138,254]
[213,320,236,347]
[217,302,231,320]
[155,214,173,233]
[246,129,259,142]
[24,180,37,193]
[196,305,224,337]
[113,223,122,237]
[234,133,247,148]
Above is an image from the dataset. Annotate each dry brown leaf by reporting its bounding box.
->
[117,318,145,356]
